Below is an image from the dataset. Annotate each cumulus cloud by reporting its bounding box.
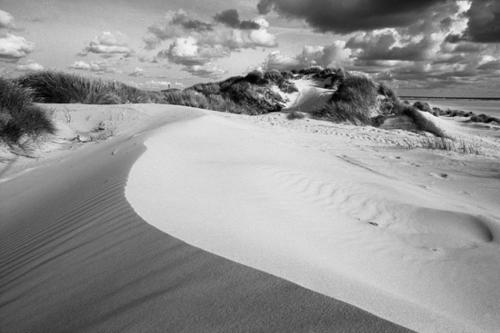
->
[257,0,447,33]
[263,42,351,71]
[463,0,500,43]
[0,9,14,29]
[16,61,44,72]
[69,60,117,73]
[145,9,277,77]
[81,31,133,57]
[0,33,34,60]
[214,9,260,30]
[347,30,436,62]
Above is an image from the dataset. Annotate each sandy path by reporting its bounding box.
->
[0,105,408,332]
[126,113,500,332]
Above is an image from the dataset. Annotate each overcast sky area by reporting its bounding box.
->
[1,0,500,96]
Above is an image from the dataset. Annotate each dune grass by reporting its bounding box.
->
[0,78,54,143]
[312,75,379,124]
[401,136,482,154]
[17,71,159,104]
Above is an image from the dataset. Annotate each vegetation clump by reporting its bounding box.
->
[0,78,54,143]
[312,74,379,125]
[17,71,159,104]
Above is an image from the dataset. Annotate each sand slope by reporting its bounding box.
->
[0,105,408,332]
[126,112,500,332]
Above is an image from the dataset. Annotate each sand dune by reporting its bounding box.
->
[126,113,500,332]
[0,105,409,332]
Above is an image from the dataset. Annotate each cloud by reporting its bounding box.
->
[257,0,448,33]
[214,9,260,30]
[81,31,133,56]
[347,30,436,62]
[0,9,14,29]
[146,10,277,77]
[463,0,500,42]
[69,60,117,73]
[129,67,144,77]
[144,10,213,49]
[184,63,226,78]
[16,61,44,72]
[0,33,35,60]
[263,42,351,70]
[158,36,228,66]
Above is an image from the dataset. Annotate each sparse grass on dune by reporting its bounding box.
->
[401,135,482,154]
[0,78,54,143]
[17,71,159,104]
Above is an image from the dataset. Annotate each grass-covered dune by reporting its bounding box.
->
[4,68,477,144]
[0,78,54,143]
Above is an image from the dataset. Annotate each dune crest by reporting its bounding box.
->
[126,113,500,333]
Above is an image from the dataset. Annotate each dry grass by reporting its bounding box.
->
[401,136,482,154]
[312,75,378,124]
[17,71,158,104]
[0,78,54,143]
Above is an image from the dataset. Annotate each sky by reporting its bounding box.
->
[1,0,500,97]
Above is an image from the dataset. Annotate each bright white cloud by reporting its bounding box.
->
[0,33,35,60]
[263,42,351,71]
[81,31,132,56]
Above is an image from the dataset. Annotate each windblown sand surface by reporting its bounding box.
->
[0,105,409,332]
[126,111,500,332]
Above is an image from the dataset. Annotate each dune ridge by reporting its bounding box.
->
[0,105,409,333]
[126,113,500,332]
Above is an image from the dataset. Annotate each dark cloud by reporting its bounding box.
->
[171,11,213,31]
[444,34,463,44]
[214,9,260,30]
[257,0,447,33]
[463,0,500,43]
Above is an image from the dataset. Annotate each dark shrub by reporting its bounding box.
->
[378,83,397,102]
[245,70,267,85]
[413,101,432,113]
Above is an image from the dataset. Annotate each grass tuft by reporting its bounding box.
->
[0,78,54,143]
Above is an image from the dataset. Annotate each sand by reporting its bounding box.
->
[0,105,409,332]
[126,111,500,332]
